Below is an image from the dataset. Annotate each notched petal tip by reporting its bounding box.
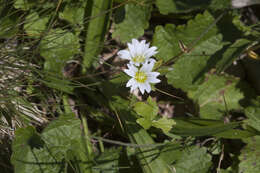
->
[118,50,131,60]
[149,72,160,78]
[148,78,160,84]
[126,78,134,87]
[144,83,151,93]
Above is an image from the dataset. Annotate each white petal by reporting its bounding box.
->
[118,50,131,60]
[140,40,146,45]
[144,82,151,93]
[126,78,135,87]
[126,63,138,72]
[149,71,160,77]
[129,64,138,72]
[130,82,138,92]
[148,77,160,84]
[141,61,155,72]
[144,46,158,58]
[138,84,145,94]
[128,42,136,57]
[138,40,146,54]
[148,58,156,64]
[124,69,135,77]
[132,39,139,45]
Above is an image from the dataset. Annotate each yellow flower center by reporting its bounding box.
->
[135,71,147,83]
[132,55,145,63]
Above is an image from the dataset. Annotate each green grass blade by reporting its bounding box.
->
[83,0,113,70]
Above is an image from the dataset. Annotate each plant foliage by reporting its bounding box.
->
[1,0,260,172]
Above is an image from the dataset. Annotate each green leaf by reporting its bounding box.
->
[134,96,158,120]
[14,0,35,10]
[214,129,256,139]
[171,118,241,136]
[174,146,212,173]
[136,118,152,130]
[155,0,231,14]
[153,11,220,62]
[216,39,251,73]
[188,74,251,119]
[154,12,225,91]
[58,1,85,36]
[0,16,19,38]
[39,29,80,74]
[0,4,20,38]
[245,99,260,132]
[11,115,88,173]
[111,96,172,173]
[11,126,44,173]
[160,143,184,165]
[232,14,260,37]
[152,117,176,133]
[24,12,49,37]
[41,115,82,149]
[40,73,76,94]
[134,96,160,130]
[112,3,151,43]
[59,2,85,26]
[93,148,121,173]
[83,0,112,69]
[167,34,223,91]
[239,136,260,173]
[14,0,53,10]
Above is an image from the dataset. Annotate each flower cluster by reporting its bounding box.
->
[117,39,161,94]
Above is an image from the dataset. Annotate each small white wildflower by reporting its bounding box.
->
[118,39,158,66]
[124,61,160,94]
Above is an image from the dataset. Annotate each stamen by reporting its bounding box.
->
[132,55,145,63]
[135,71,147,83]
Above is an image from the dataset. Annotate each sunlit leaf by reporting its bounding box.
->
[24,12,49,37]
[153,11,220,62]
[245,98,260,132]
[111,96,172,173]
[134,96,159,130]
[14,0,53,10]
[166,35,223,91]
[214,129,256,139]
[239,136,260,173]
[134,96,158,120]
[39,29,80,74]
[11,115,86,173]
[155,11,227,93]
[136,117,152,129]
[112,3,151,43]
[59,2,84,26]
[93,148,121,173]
[171,118,241,136]
[14,0,35,10]
[188,74,251,119]
[155,0,231,14]
[174,146,212,173]
[152,117,176,133]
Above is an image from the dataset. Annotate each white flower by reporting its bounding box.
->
[118,39,158,66]
[124,61,160,94]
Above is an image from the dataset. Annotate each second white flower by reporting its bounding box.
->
[118,39,158,66]
[124,60,160,94]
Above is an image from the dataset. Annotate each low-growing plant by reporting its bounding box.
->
[1,0,260,173]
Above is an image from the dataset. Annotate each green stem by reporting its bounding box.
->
[82,116,93,173]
